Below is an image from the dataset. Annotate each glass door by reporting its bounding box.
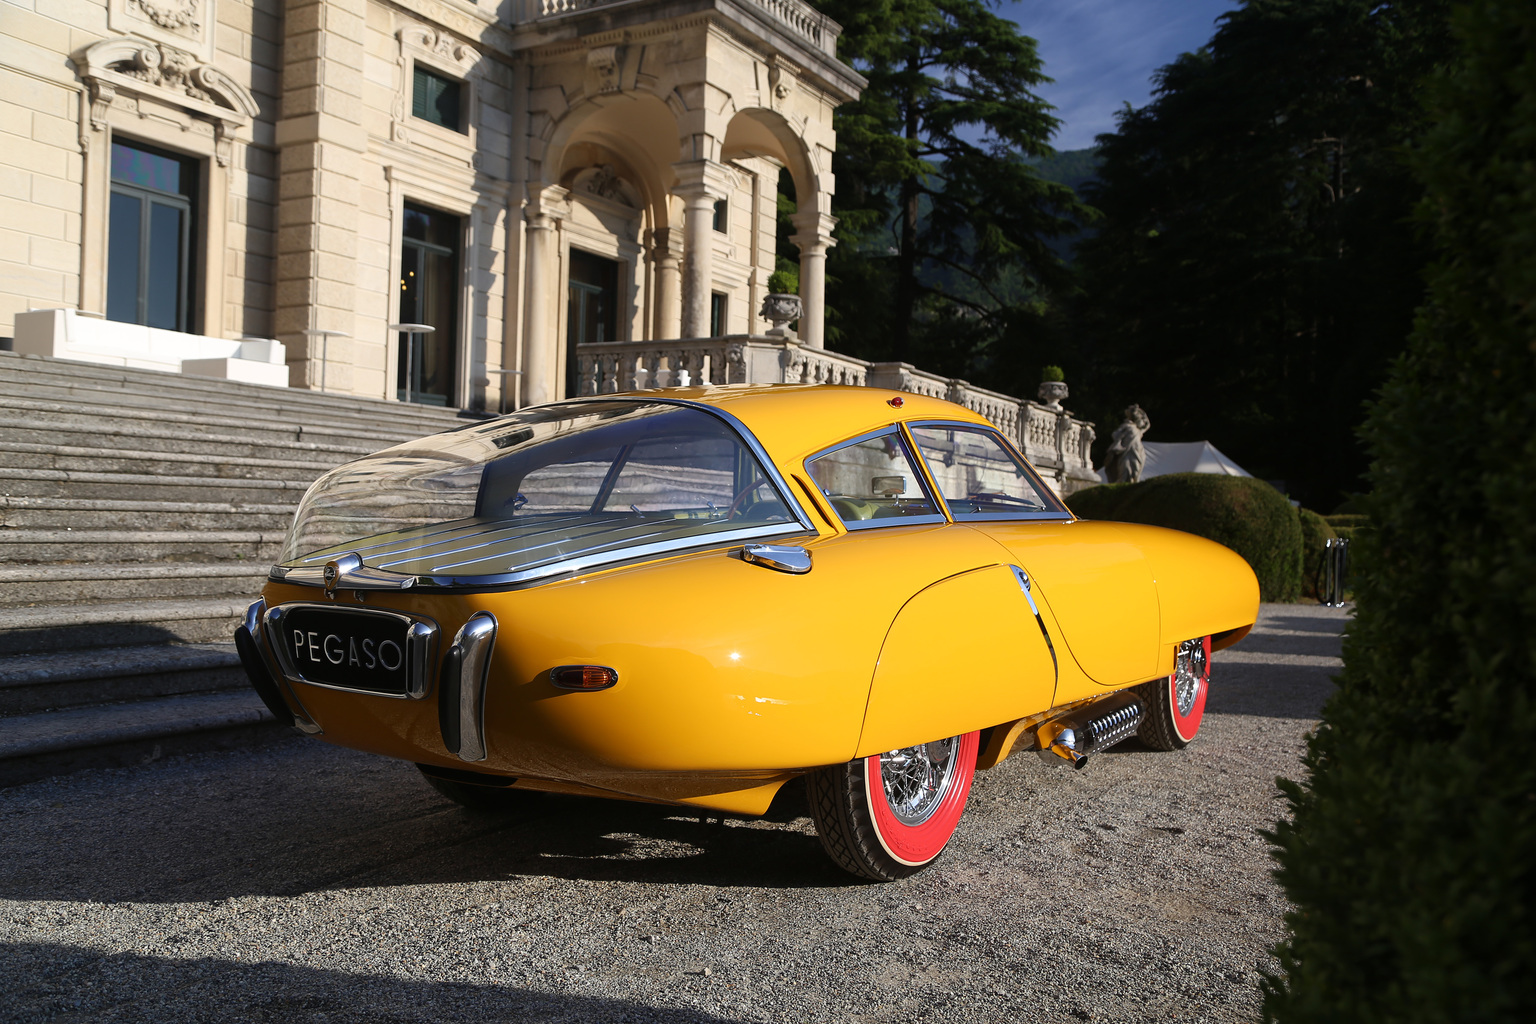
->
[399,202,461,406]
[565,249,620,398]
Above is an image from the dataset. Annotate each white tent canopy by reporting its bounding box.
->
[1142,441,1252,478]
[1101,441,1253,482]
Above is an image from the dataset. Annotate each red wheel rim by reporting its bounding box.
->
[1169,635,1210,742]
[864,731,979,867]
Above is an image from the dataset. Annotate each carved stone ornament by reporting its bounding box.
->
[76,36,257,164]
[1103,403,1151,484]
[398,26,481,73]
[760,293,802,337]
[587,45,624,94]
[768,63,794,103]
[572,164,640,208]
[132,0,200,30]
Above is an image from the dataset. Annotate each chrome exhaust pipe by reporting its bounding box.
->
[1035,691,1145,769]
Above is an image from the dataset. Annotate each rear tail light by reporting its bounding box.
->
[550,665,619,690]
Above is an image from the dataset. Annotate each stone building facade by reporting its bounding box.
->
[0,0,862,411]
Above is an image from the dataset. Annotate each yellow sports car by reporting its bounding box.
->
[237,386,1257,880]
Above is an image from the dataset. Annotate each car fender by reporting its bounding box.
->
[855,564,1057,757]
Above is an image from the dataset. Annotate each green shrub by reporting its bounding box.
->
[1264,3,1536,1019]
[767,268,798,295]
[1067,473,1302,601]
[1297,508,1337,601]
[1040,364,1065,382]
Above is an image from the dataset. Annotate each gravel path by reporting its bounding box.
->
[0,603,1346,1023]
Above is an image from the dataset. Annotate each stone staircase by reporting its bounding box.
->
[0,351,472,786]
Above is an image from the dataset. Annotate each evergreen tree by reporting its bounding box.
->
[1264,1,1536,1019]
[1076,0,1453,508]
[816,0,1087,381]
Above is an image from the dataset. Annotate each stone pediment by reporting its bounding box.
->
[75,36,259,164]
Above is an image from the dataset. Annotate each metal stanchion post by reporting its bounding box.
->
[387,323,435,403]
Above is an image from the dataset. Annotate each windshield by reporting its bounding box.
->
[279,401,804,580]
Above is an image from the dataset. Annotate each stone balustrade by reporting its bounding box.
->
[576,337,1098,493]
[524,0,840,56]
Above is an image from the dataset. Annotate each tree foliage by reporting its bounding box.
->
[1263,1,1536,1018]
[815,0,1088,381]
[1074,0,1454,508]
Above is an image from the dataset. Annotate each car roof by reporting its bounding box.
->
[623,384,995,461]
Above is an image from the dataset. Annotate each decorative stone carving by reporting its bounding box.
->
[133,0,200,30]
[1104,404,1151,484]
[571,164,640,207]
[1037,379,1069,411]
[587,45,624,94]
[760,293,802,338]
[75,37,258,164]
[398,26,481,72]
[109,0,212,61]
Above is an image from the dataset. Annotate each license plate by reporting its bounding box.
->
[276,606,422,695]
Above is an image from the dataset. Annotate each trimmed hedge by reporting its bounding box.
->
[1297,508,1337,601]
[1066,473,1302,602]
[1263,2,1536,1019]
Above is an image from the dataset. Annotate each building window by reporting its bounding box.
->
[710,292,727,337]
[412,65,463,132]
[399,202,461,406]
[566,249,621,397]
[712,199,727,233]
[107,140,197,331]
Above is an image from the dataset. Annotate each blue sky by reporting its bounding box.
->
[1001,0,1242,151]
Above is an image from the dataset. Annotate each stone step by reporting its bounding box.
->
[0,352,474,434]
[0,562,268,605]
[0,642,246,716]
[0,395,444,452]
[0,689,285,788]
[0,412,384,464]
[0,466,313,503]
[0,595,249,652]
[0,528,282,566]
[0,440,339,482]
[0,496,295,533]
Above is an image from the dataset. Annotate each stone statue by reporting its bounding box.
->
[1104,404,1151,484]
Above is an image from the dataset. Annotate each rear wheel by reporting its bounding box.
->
[807,731,979,881]
[1136,636,1211,750]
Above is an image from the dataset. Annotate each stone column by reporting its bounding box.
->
[521,187,569,408]
[275,0,368,392]
[671,160,731,339]
[650,226,682,340]
[791,210,838,350]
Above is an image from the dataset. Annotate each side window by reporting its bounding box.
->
[412,64,464,132]
[806,431,943,529]
[909,425,1065,518]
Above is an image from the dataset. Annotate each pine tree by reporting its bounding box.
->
[817,0,1086,378]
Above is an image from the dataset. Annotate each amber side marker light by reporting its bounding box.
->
[550,665,619,690]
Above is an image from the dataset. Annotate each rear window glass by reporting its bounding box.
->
[280,402,802,580]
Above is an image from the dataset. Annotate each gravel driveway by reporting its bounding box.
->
[0,603,1346,1023]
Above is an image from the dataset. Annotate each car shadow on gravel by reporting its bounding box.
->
[1,942,746,1024]
[0,756,856,906]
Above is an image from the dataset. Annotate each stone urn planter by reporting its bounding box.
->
[759,292,802,338]
[1037,379,1069,411]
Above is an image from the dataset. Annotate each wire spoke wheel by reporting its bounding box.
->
[807,731,978,881]
[1136,636,1211,750]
